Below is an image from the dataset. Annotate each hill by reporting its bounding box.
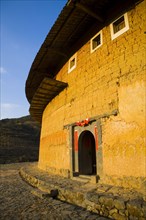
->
[0,115,40,163]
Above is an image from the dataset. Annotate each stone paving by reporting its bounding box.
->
[19,163,146,220]
[0,162,109,220]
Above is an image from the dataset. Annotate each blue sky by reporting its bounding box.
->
[0,0,66,119]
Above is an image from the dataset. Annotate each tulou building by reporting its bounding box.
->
[26,0,146,188]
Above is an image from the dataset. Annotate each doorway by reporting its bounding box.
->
[78,130,96,175]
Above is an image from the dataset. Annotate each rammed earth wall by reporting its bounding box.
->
[38,1,146,188]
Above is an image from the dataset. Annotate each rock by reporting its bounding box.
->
[94,204,102,211]
[125,210,129,217]
[88,192,99,203]
[98,217,110,220]
[99,196,114,210]
[50,189,59,198]
[109,208,118,216]
[85,199,95,211]
[114,198,126,210]
[142,205,146,218]
[112,212,127,220]
[119,210,126,216]
[129,216,139,220]
[102,208,109,217]
[127,199,143,217]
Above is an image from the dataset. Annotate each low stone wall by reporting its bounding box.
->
[19,167,146,220]
[83,191,145,220]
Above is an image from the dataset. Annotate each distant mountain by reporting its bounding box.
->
[0,115,40,164]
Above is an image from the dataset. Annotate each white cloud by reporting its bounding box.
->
[0,67,7,74]
[1,103,19,109]
[1,103,21,119]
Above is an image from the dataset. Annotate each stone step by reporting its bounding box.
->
[72,176,89,183]
[31,188,58,199]
[79,175,91,180]
[72,175,98,183]
[79,175,98,184]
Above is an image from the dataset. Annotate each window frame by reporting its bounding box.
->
[68,53,77,73]
[110,13,129,40]
[90,31,103,53]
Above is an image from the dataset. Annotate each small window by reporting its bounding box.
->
[68,53,77,73]
[91,31,102,53]
[110,13,129,40]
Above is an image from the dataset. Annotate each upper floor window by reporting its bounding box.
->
[91,31,102,53]
[110,13,129,40]
[68,53,77,73]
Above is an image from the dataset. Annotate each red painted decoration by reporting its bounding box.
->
[76,118,90,127]
[94,126,98,151]
[74,130,78,151]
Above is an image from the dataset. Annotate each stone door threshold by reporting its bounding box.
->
[72,175,98,184]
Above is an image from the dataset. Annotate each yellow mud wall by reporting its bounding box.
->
[102,1,146,179]
[102,80,145,178]
[38,1,146,179]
